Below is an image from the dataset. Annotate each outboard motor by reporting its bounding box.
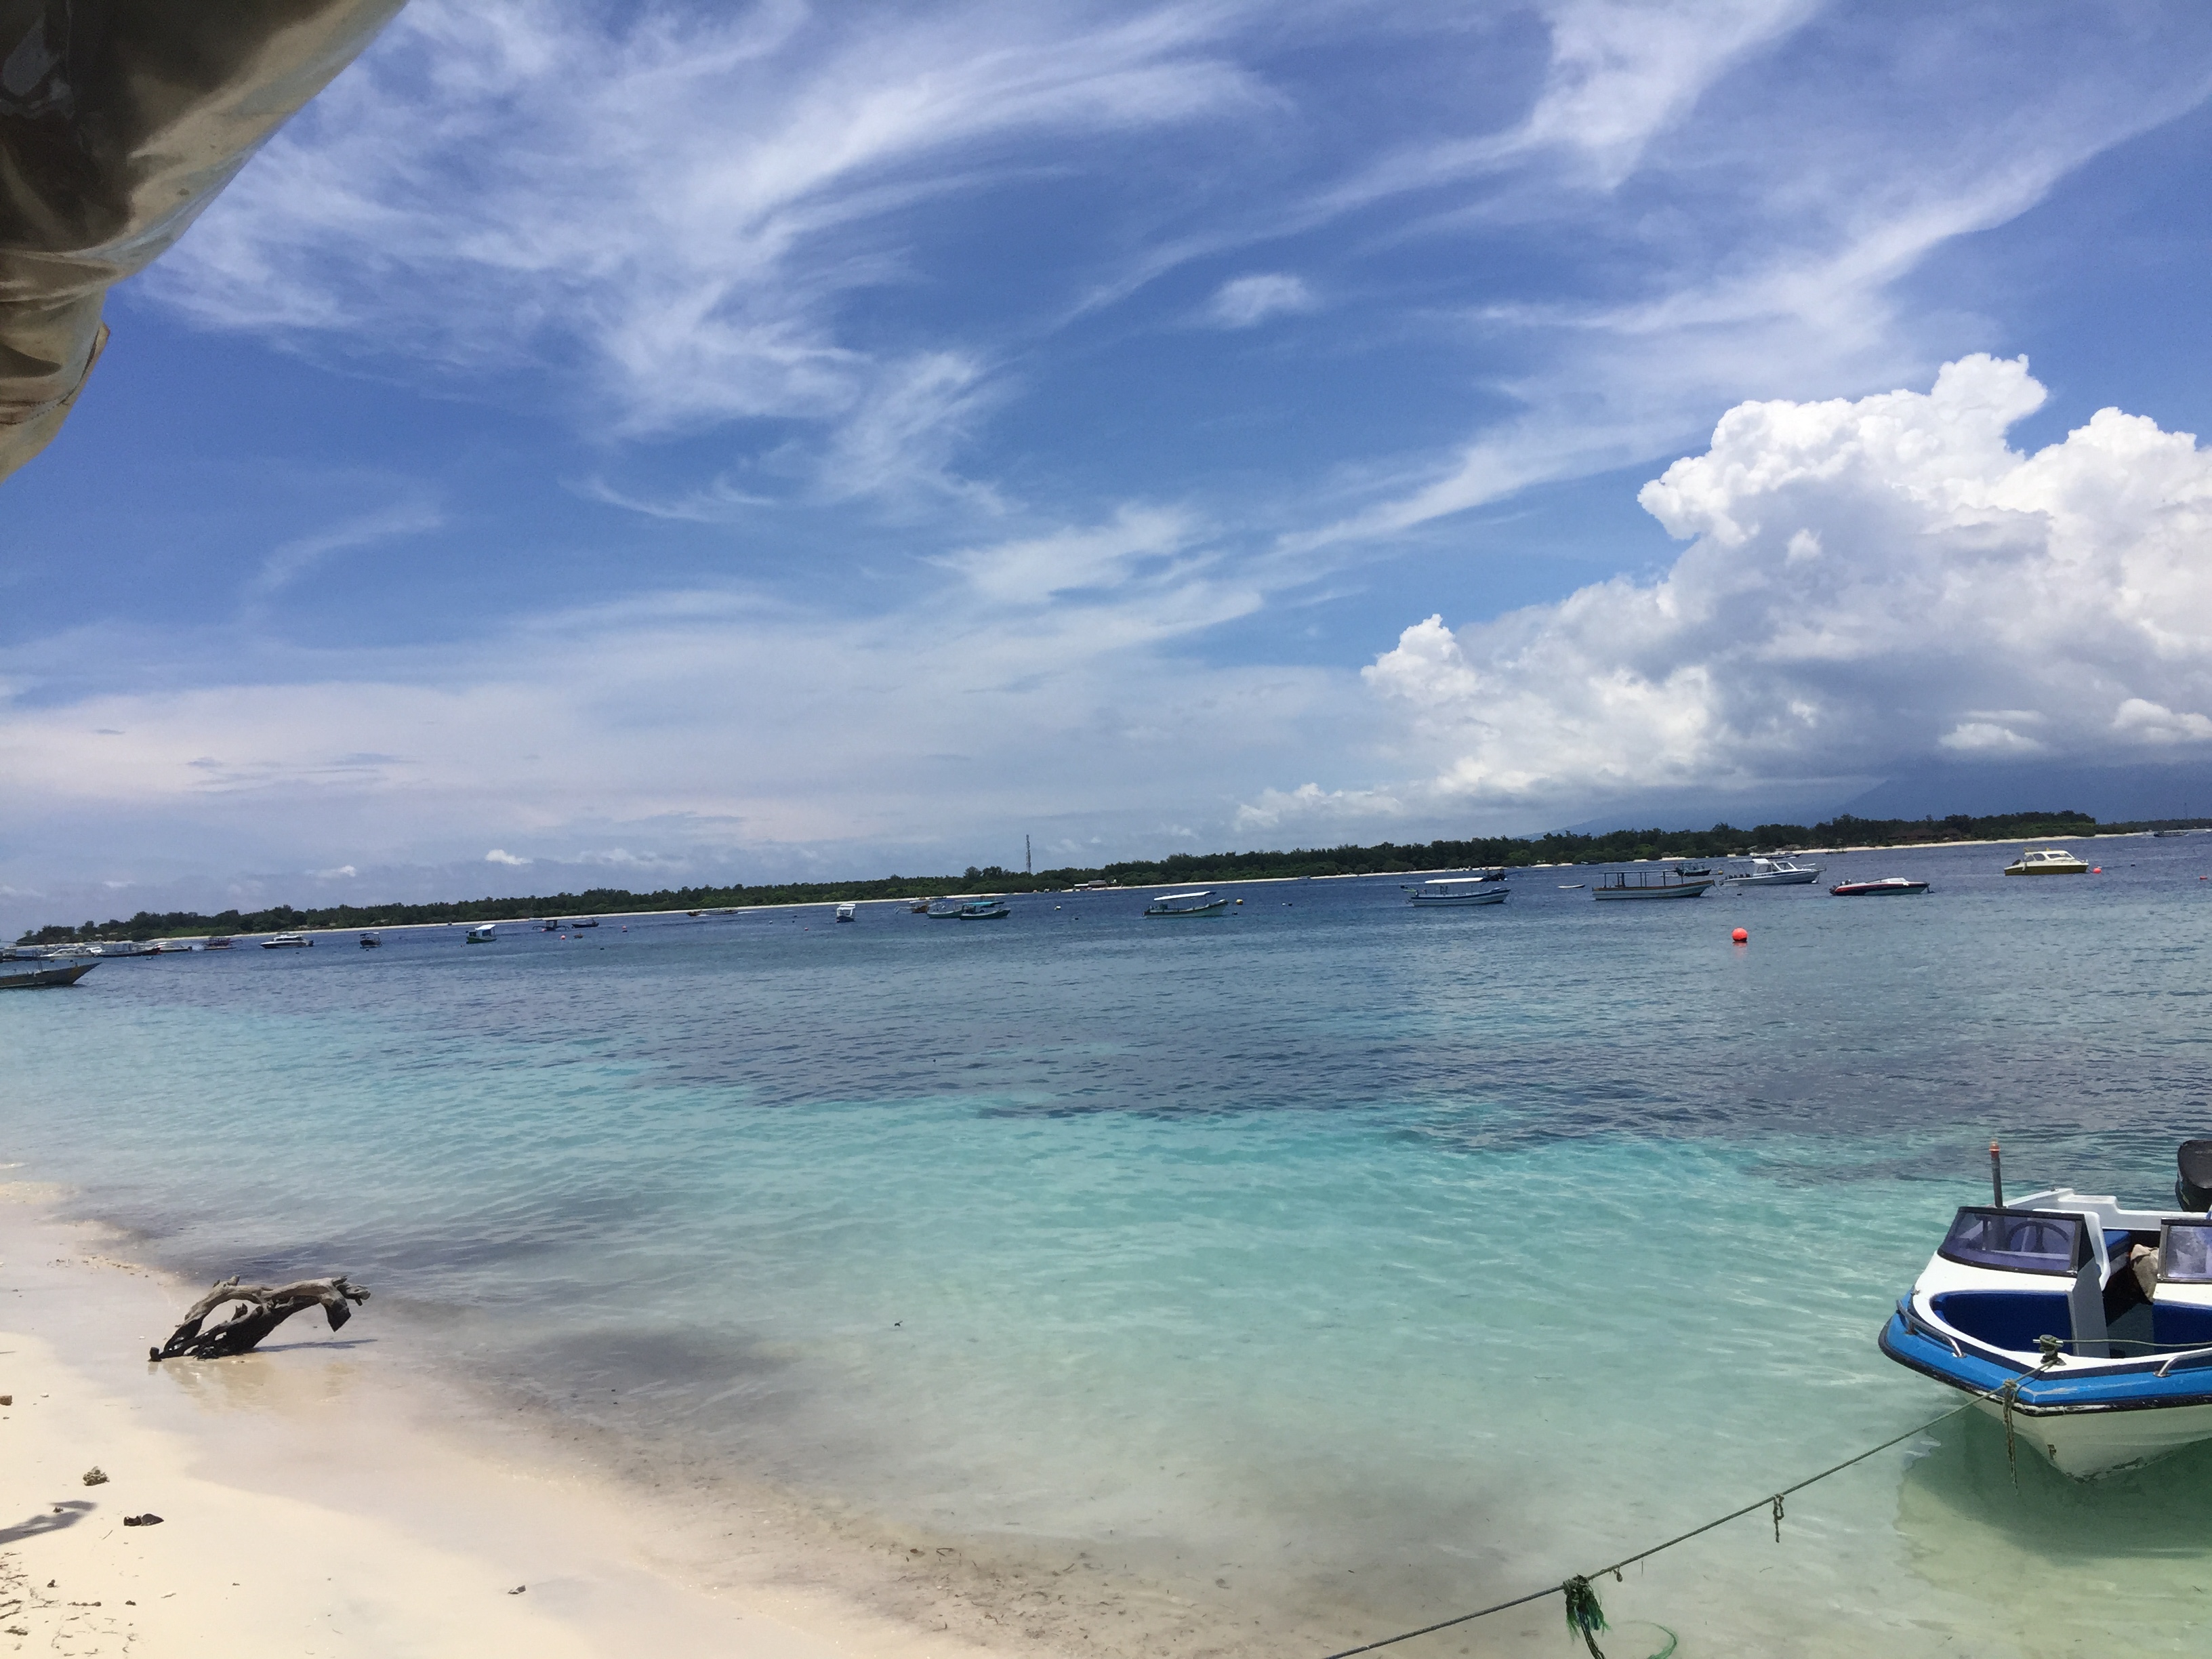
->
[2178,1140,2212,1211]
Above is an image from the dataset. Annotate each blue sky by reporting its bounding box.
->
[7,1,2212,928]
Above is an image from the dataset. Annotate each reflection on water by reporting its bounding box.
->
[1897,1414,2212,1652]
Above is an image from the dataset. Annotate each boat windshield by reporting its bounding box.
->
[1938,1207,2085,1275]
[2163,1223,2212,1282]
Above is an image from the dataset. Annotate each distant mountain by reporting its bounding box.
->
[1839,760,2211,823]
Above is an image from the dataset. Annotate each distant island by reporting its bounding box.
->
[14,808,2198,945]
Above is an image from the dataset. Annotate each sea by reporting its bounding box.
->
[6,838,2212,1657]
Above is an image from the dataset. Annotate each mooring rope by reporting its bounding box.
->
[1317,1357,2054,1659]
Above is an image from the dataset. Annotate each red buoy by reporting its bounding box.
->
[2091,867,2102,874]
[1732,927,1748,944]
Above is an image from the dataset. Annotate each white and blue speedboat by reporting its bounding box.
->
[1879,1140,2212,1476]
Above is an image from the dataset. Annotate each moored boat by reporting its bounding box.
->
[1830,877,1929,896]
[926,899,966,918]
[2003,846,2089,876]
[1725,855,1822,886]
[359,933,381,949]
[956,898,1010,920]
[465,923,497,943]
[205,936,234,950]
[261,932,312,948]
[1145,890,1230,916]
[0,962,97,989]
[835,901,856,922]
[571,917,599,928]
[1879,1140,2212,1477]
[1592,870,1713,900]
[1404,877,1509,907]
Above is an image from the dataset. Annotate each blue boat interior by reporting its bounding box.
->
[1930,1290,2069,1353]
[1930,1225,2212,1355]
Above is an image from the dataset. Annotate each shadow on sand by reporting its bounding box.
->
[0,1500,94,1545]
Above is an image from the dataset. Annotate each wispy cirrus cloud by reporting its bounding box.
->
[148,0,1266,463]
[247,497,444,600]
[1206,273,1317,329]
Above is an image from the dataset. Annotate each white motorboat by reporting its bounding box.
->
[1725,855,1822,886]
[1881,1141,2212,1477]
[2003,846,2089,876]
[465,923,497,943]
[1591,870,1713,900]
[835,902,856,922]
[1404,877,1509,907]
[260,933,311,949]
[1145,890,1229,917]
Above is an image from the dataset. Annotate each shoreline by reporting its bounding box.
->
[27,829,2182,949]
[0,1189,1025,1659]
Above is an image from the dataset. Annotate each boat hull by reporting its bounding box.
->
[0,963,96,989]
[1592,882,1712,900]
[1879,1309,2212,1477]
[1969,1395,2212,1478]
[1408,890,1508,907]
[1727,871,1820,886]
[1830,880,1928,896]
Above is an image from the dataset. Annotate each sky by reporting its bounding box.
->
[6,0,2212,930]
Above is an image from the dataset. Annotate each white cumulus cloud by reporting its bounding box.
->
[1349,354,2212,818]
[485,848,531,866]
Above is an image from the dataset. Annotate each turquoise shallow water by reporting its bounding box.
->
[7,841,2212,1654]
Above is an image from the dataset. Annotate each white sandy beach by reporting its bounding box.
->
[0,1189,1025,1659]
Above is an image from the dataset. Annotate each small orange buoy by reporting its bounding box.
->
[2091,867,2102,874]
[1732,928,1748,944]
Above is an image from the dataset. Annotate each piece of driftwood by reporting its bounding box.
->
[148,1276,370,1362]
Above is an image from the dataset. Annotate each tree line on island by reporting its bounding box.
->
[14,807,2188,945]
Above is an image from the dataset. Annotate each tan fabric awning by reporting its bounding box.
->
[0,1,405,483]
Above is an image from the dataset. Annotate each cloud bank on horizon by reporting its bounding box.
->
[5,1,2212,925]
[1261,356,2212,830]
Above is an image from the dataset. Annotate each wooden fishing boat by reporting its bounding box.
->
[1145,890,1230,916]
[1591,870,1713,900]
[0,962,97,989]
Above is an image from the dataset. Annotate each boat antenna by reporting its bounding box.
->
[1989,1139,2005,1210]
